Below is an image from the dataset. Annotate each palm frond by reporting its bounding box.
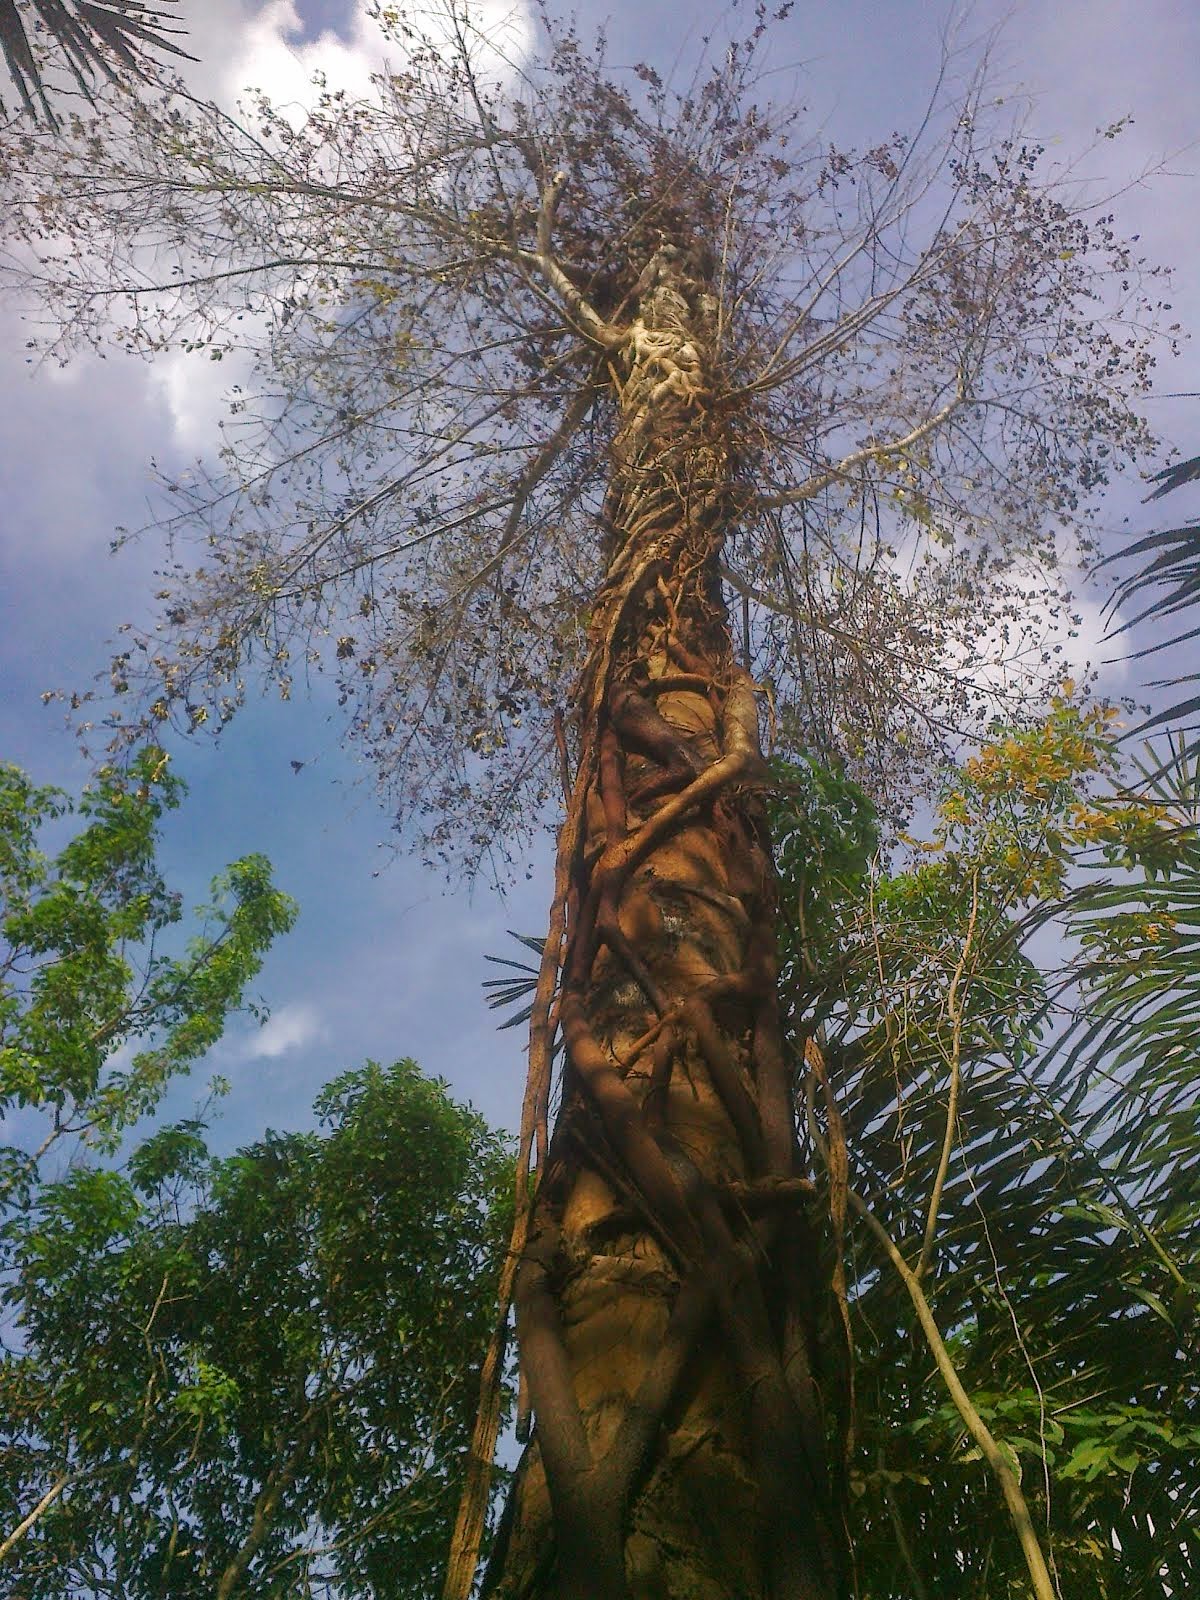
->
[481,931,550,1031]
[774,736,1200,1596]
[0,0,192,126]
[1103,451,1200,758]
[1145,453,1200,501]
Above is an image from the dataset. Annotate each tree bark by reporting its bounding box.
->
[485,237,841,1600]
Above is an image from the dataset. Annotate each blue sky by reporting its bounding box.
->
[2,0,1199,1156]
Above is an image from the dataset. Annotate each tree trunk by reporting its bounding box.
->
[485,236,841,1600]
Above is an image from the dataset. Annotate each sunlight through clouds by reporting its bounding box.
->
[209,1,534,126]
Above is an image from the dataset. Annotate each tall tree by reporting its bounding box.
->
[0,7,1175,1596]
[0,748,295,1579]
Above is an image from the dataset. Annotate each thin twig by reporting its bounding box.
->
[755,372,966,511]
[851,1190,1058,1600]
[916,869,978,1281]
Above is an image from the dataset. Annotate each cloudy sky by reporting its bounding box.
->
[2,0,1198,1155]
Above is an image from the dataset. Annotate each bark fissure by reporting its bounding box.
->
[485,238,840,1600]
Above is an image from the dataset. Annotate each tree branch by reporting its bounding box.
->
[214,1414,319,1599]
[916,870,978,1281]
[754,374,967,511]
[0,1472,72,1564]
[850,1189,1057,1600]
[515,170,623,350]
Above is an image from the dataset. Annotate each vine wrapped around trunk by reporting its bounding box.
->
[484,239,840,1600]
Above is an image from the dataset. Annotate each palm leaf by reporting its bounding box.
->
[774,741,1200,1596]
[0,0,192,126]
[1102,453,1200,757]
[1145,453,1200,501]
[481,931,551,1031]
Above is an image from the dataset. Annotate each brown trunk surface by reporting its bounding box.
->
[484,238,840,1600]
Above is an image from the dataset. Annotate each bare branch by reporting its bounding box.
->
[516,168,622,349]
[755,371,967,511]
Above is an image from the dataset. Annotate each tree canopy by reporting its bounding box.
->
[1,5,1173,874]
[1,1056,513,1597]
[0,753,514,1595]
[0,747,295,1190]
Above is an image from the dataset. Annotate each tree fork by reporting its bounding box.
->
[484,239,842,1599]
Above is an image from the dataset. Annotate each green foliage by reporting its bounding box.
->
[770,753,879,970]
[0,1059,513,1598]
[771,707,1200,1598]
[0,749,306,1587]
[0,749,297,1193]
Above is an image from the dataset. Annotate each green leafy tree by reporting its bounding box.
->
[773,705,1200,1597]
[0,1058,513,1597]
[0,8,1181,1597]
[0,747,296,1200]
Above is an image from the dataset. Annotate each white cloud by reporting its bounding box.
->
[935,573,1127,714]
[1068,593,1129,692]
[149,348,251,453]
[220,0,380,120]
[146,2,391,447]
[145,0,532,449]
[239,1001,325,1059]
[212,2,533,128]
